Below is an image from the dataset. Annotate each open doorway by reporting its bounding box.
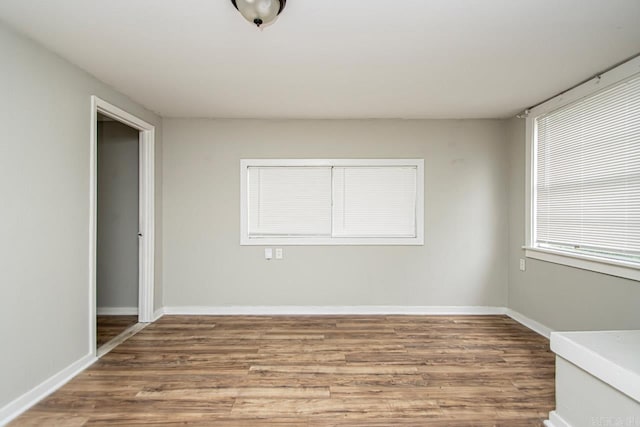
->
[90,97,155,357]
[96,113,139,348]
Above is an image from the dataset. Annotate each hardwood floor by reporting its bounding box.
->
[12,315,555,426]
[96,315,139,348]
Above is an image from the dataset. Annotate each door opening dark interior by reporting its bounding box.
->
[96,112,140,350]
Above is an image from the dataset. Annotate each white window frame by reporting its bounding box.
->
[240,159,424,246]
[524,56,640,281]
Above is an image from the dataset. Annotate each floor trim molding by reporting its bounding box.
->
[96,306,138,316]
[162,305,508,316]
[505,309,553,338]
[152,307,165,322]
[0,353,97,426]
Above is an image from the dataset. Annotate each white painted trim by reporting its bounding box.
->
[94,97,156,130]
[525,247,640,282]
[163,306,507,316]
[90,96,156,359]
[505,309,552,339]
[524,114,535,248]
[240,159,424,246]
[97,322,147,358]
[89,96,98,358]
[241,158,424,168]
[96,307,138,316]
[0,353,96,425]
[545,411,572,427]
[137,124,155,323]
[152,307,165,322]
[240,236,425,246]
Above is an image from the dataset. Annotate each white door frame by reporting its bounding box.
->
[89,96,155,355]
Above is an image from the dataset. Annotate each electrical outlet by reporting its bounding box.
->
[265,248,273,260]
[519,258,526,271]
[275,248,283,260]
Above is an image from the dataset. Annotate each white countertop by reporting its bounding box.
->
[551,330,640,403]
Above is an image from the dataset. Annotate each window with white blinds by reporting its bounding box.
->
[332,167,417,237]
[533,74,640,266]
[240,159,424,245]
[248,167,332,237]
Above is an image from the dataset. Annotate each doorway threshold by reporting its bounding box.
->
[97,322,148,358]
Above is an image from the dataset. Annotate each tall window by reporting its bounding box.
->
[240,159,424,245]
[527,64,640,279]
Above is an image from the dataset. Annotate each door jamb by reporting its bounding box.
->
[89,96,155,356]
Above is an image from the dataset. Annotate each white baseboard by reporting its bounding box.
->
[96,307,138,316]
[505,309,553,338]
[162,305,508,316]
[0,353,96,426]
[545,411,572,427]
[152,307,165,322]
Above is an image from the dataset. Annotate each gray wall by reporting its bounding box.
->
[97,121,139,310]
[0,22,162,409]
[507,118,640,331]
[163,119,509,308]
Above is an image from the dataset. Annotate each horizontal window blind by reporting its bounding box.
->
[535,74,640,264]
[332,167,417,237]
[248,166,332,236]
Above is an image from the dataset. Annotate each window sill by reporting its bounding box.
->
[241,236,424,246]
[523,246,640,281]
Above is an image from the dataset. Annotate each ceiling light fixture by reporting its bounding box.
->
[230,0,286,28]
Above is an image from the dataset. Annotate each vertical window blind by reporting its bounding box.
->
[534,74,640,264]
[246,164,419,240]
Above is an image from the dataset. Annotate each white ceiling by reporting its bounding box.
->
[1,0,639,119]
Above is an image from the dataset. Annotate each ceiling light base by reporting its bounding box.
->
[230,0,286,28]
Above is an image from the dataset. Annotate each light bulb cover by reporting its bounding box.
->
[231,0,286,27]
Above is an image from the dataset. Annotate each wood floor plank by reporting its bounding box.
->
[230,398,441,417]
[96,315,138,348]
[137,386,331,399]
[11,315,555,426]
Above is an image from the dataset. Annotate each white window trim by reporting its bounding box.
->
[524,246,640,282]
[524,55,640,282]
[240,159,424,246]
